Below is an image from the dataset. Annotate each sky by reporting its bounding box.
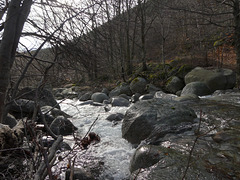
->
[19,0,86,51]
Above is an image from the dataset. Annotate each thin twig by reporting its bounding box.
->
[182,110,202,179]
[84,114,100,138]
[34,135,63,180]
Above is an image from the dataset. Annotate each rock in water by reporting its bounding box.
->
[91,92,109,103]
[50,116,77,136]
[122,98,197,144]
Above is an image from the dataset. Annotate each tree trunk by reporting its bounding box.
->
[0,0,32,123]
[233,0,240,87]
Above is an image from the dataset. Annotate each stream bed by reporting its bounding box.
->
[52,89,240,180]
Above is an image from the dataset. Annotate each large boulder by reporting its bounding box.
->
[130,77,147,94]
[130,144,163,173]
[17,87,60,109]
[50,116,77,136]
[130,144,217,180]
[185,67,236,92]
[122,99,197,144]
[166,76,185,94]
[91,92,109,103]
[181,81,212,96]
[9,99,35,118]
[41,106,71,125]
[111,97,130,107]
[79,92,93,101]
[109,83,132,97]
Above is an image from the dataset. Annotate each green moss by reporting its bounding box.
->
[132,77,140,84]
[166,76,173,86]
[176,64,192,78]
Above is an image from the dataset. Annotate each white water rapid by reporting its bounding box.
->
[57,99,135,180]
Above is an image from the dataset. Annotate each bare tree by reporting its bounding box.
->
[0,0,32,123]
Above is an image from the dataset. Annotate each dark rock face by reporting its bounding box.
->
[122,98,197,144]
[50,116,77,136]
[17,87,60,109]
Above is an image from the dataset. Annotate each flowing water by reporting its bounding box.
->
[52,89,240,179]
[54,99,135,180]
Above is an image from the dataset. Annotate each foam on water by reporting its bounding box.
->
[59,99,134,179]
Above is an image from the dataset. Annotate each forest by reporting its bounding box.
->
[2,0,239,89]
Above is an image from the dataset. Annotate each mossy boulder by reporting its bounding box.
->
[130,77,147,94]
[185,67,236,93]
[109,83,132,97]
[166,76,185,94]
